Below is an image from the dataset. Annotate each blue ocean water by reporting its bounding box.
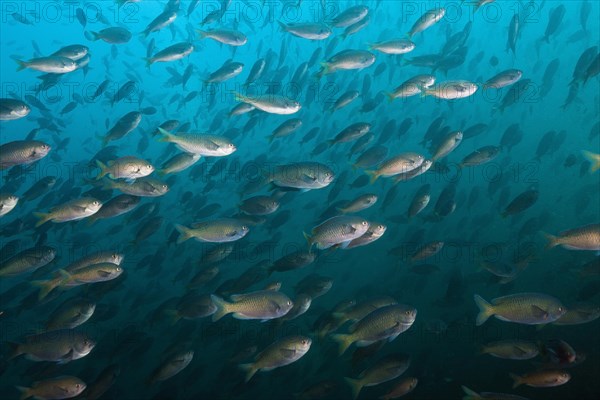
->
[0,0,599,399]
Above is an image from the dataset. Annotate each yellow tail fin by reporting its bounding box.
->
[582,150,600,173]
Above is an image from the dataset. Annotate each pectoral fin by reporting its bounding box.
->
[279,348,297,359]
[531,305,549,320]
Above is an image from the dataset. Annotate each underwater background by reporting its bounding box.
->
[0,0,599,399]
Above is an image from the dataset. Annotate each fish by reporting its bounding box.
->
[239,335,311,382]
[101,111,142,146]
[101,178,169,197]
[0,193,19,217]
[380,377,418,400]
[0,246,55,277]
[16,56,77,73]
[482,69,523,89]
[278,22,331,40]
[51,44,89,61]
[267,251,315,274]
[343,222,387,249]
[304,216,370,250]
[210,290,293,321]
[338,194,378,214]
[480,340,539,360]
[157,153,201,176]
[146,42,194,66]
[233,92,301,115]
[86,27,132,43]
[461,386,531,400]
[46,298,96,331]
[34,263,124,299]
[502,188,539,217]
[316,50,376,78]
[0,140,51,170]
[431,131,463,161]
[149,350,194,383]
[204,61,244,83]
[330,5,369,28]
[459,146,501,167]
[345,354,411,400]
[268,162,335,190]
[332,304,417,354]
[328,123,372,146]
[506,14,520,55]
[366,153,425,182]
[158,128,236,156]
[544,223,600,251]
[175,218,249,243]
[330,90,360,112]
[88,194,141,225]
[541,5,566,43]
[369,39,415,55]
[142,9,177,37]
[8,329,96,363]
[197,29,247,46]
[386,75,436,101]
[408,184,431,218]
[411,241,444,262]
[83,364,120,400]
[239,196,280,215]
[267,118,302,142]
[0,98,31,120]
[407,7,446,38]
[510,370,570,388]
[34,197,102,227]
[474,293,566,325]
[95,156,154,180]
[17,376,86,400]
[422,80,478,100]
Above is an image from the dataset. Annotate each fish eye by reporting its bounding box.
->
[162,185,167,189]
[362,221,367,225]
[287,301,292,305]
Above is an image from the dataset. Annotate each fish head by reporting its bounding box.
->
[365,194,378,204]
[75,335,96,355]
[282,297,294,312]
[398,306,418,324]
[35,143,52,157]
[552,304,568,320]
[4,195,19,207]
[226,142,237,154]
[88,200,103,212]
[299,337,312,351]
[14,103,30,117]
[372,223,387,235]
[144,163,155,173]
[81,302,96,317]
[111,252,125,265]
[42,247,57,262]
